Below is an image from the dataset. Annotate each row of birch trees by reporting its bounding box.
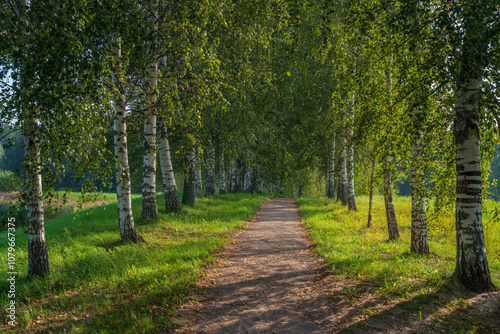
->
[1,0,499,293]
[308,0,499,292]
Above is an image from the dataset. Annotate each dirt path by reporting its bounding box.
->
[171,197,333,333]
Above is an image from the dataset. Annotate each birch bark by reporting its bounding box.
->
[158,119,182,212]
[195,149,203,198]
[244,163,253,193]
[26,119,49,277]
[235,157,243,192]
[410,138,429,254]
[326,137,335,198]
[254,166,262,193]
[219,152,225,194]
[383,151,399,240]
[205,143,216,196]
[347,134,356,210]
[20,0,50,278]
[113,39,143,243]
[454,73,493,291]
[367,156,376,228]
[338,133,348,206]
[141,0,159,219]
[384,49,399,240]
[347,96,356,210]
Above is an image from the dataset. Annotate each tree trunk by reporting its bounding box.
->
[244,163,253,193]
[20,0,50,278]
[410,139,429,254]
[182,147,196,205]
[235,157,243,192]
[383,150,399,240]
[255,166,263,193]
[195,149,203,198]
[25,120,50,278]
[454,67,494,292]
[158,119,182,212]
[383,44,398,240]
[141,0,159,219]
[205,144,216,197]
[141,114,158,218]
[338,134,348,205]
[326,137,335,198]
[367,156,376,228]
[113,39,143,243]
[229,160,236,193]
[347,136,356,210]
[219,151,225,194]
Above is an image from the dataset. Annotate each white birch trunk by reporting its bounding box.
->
[113,39,143,243]
[410,138,429,254]
[230,160,237,193]
[347,97,356,210]
[384,49,399,240]
[244,163,253,193]
[326,137,335,198]
[454,74,493,291]
[158,119,182,212]
[254,166,261,193]
[205,143,216,196]
[383,150,399,240]
[235,158,243,192]
[21,0,50,278]
[26,119,50,277]
[219,151,225,194]
[195,149,203,198]
[141,0,159,219]
[338,133,348,205]
[347,141,356,210]
[367,156,376,228]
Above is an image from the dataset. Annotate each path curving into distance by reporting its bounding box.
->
[171,197,332,334]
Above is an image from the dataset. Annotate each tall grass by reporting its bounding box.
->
[298,195,500,295]
[0,192,272,333]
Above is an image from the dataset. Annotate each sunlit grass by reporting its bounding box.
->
[0,192,272,333]
[298,194,500,333]
[298,195,500,295]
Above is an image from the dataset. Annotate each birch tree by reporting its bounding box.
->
[326,137,335,198]
[205,140,216,196]
[158,119,182,212]
[141,0,159,219]
[112,37,144,243]
[195,148,203,198]
[219,151,226,194]
[16,0,49,278]
[447,0,497,291]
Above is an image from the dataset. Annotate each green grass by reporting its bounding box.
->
[298,195,500,333]
[0,192,272,333]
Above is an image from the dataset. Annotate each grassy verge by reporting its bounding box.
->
[1,192,272,333]
[298,195,500,333]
